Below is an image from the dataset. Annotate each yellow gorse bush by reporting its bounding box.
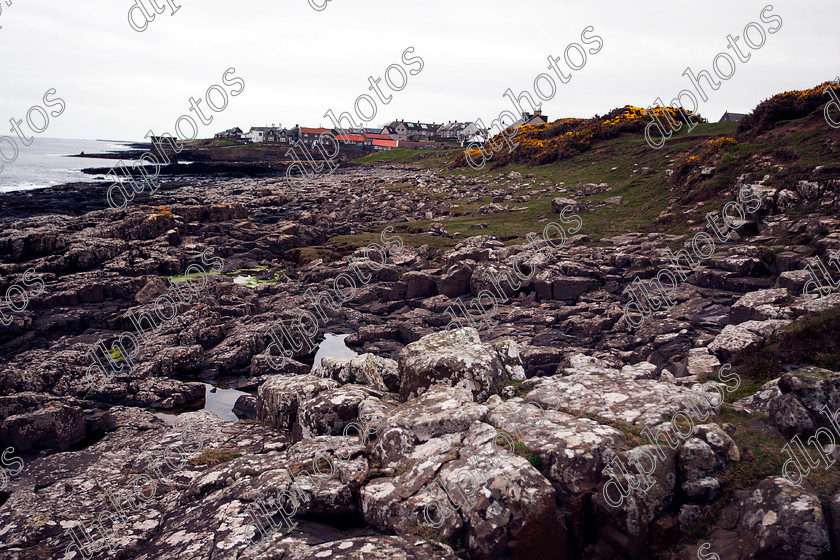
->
[455,105,704,169]
[704,137,738,156]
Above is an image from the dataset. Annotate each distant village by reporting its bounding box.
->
[211,111,552,152]
[206,108,744,155]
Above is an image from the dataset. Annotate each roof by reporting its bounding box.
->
[509,113,549,129]
[300,127,332,135]
[364,133,395,140]
[438,122,472,132]
[404,121,440,132]
[336,133,367,142]
[719,111,747,122]
[384,120,440,132]
[373,139,398,147]
[341,127,385,135]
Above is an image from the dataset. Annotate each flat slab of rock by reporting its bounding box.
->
[313,354,399,393]
[687,348,721,379]
[486,397,624,500]
[527,365,721,427]
[730,288,792,324]
[0,403,85,451]
[708,319,791,361]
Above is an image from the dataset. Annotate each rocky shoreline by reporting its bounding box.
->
[1,164,839,559]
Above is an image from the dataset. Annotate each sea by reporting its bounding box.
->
[0,137,138,193]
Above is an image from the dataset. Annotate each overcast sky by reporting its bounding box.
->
[0,0,837,141]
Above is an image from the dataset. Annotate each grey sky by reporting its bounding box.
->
[0,0,836,141]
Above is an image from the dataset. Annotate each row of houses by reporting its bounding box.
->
[213,113,551,151]
[215,109,741,150]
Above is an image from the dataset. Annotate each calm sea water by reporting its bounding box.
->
[0,137,137,193]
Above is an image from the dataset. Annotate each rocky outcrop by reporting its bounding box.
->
[768,367,840,438]
[397,328,523,402]
[688,477,831,559]
[1,163,840,560]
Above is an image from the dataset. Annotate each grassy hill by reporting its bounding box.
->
[350,81,840,249]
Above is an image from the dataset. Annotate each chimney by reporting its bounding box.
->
[534,110,542,116]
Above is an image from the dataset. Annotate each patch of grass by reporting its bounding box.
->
[284,244,349,265]
[354,147,463,168]
[168,269,222,283]
[758,246,786,266]
[723,378,769,404]
[729,307,840,392]
[107,345,123,361]
[514,441,544,471]
[493,379,527,398]
[253,271,286,285]
[188,448,242,466]
[226,266,269,275]
[583,282,605,294]
[776,307,840,368]
[314,455,333,473]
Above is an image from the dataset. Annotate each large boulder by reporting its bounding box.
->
[397,328,520,402]
[768,367,840,438]
[527,364,721,427]
[314,354,400,393]
[592,444,678,559]
[297,386,378,439]
[553,276,596,301]
[256,374,338,431]
[693,477,830,559]
[444,236,503,266]
[363,421,564,560]
[437,261,475,297]
[0,403,85,451]
[733,378,782,414]
[232,395,257,420]
[486,397,624,501]
[730,288,791,324]
[402,270,438,299]
[708,319,791,361]
[375,385,489,455]
[552,197,580,213]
